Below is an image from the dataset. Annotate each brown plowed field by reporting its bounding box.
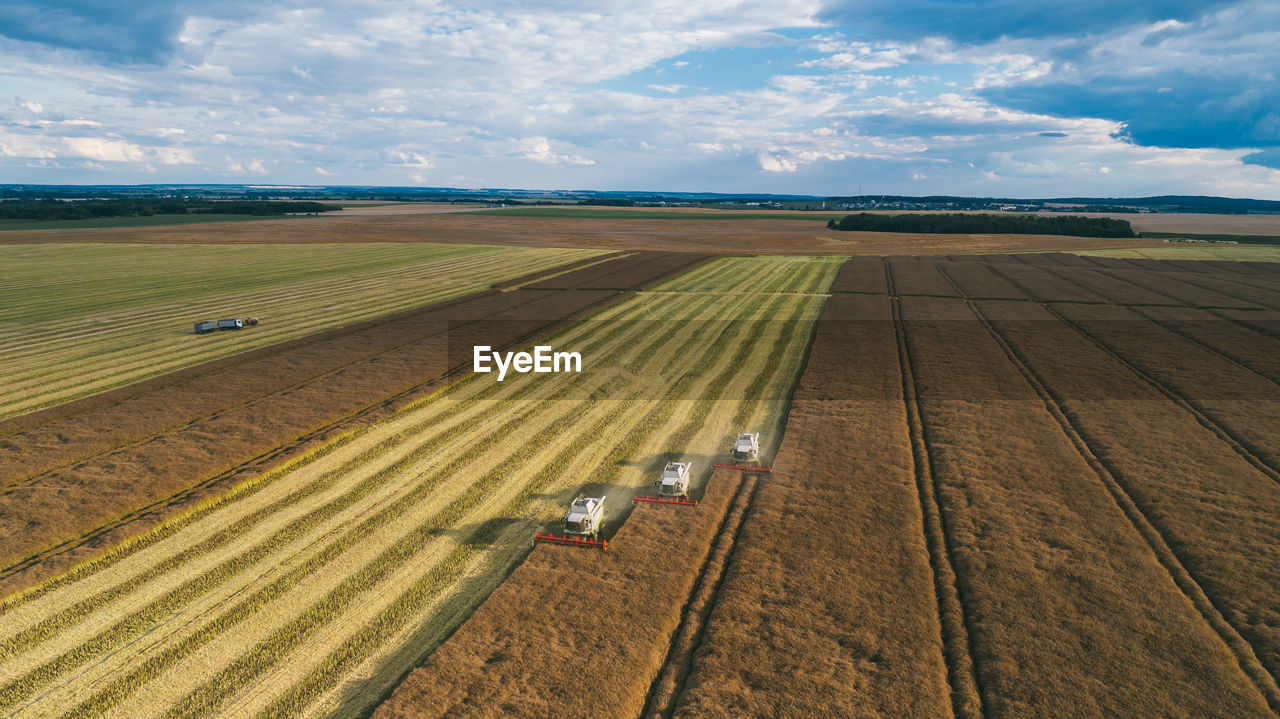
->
[372,470,747,719]
[0,252,702,595]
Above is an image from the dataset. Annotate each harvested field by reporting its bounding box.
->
[0,251,695,596]
[0,242,603,418]
[0,256,837,719]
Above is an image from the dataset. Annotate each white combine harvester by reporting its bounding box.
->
[562,495,606,539]
[656,461,692,498]
[714,432,772,473]
[732,432,760,462]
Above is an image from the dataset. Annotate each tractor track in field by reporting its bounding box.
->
[641,471,761,719]
[0,285,630,596]
[979,264,1280,489]
[885,262,986,719]
[935,266,1280,712]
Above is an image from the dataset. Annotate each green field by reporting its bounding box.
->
[1074,245,1280,262]
[0,243,602,419]
[0,214,325,232]
[467,207,848,221]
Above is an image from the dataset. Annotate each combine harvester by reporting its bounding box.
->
[635,460,700,507]
[713,432,772,472]
[534,495,608,550]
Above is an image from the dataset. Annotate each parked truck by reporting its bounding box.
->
[194,317,247,334]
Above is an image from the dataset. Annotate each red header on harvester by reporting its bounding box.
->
[633,495,699,507]
[533,532,607,551]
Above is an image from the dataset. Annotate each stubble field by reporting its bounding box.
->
[0,255,838,719]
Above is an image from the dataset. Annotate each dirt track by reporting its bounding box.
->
[0,252,709,596]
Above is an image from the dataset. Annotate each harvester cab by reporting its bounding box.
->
[656,461,692,498]
[563,495,606,539]
[733,432,760,462]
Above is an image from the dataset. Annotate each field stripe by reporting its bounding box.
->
[885,262,985,719]
[247,292,808,717]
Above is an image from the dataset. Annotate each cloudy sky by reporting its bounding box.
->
[1,0,1277,197]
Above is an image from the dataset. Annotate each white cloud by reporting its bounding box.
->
[516,137,594,166]
[757,152,797,172]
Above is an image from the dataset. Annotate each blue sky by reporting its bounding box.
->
[1,0,1277,197]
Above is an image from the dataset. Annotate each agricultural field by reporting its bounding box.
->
[0,251,696,597]
[0,255,838,719]
[5,228,1280,719]
[671,254,1280,717]
[0,242,603,418]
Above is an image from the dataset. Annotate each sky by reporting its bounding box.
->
[0,0,1278,197]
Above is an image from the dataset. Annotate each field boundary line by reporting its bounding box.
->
[939,269,1280,712]
[886,261,985,719]
[984,264,1280,487]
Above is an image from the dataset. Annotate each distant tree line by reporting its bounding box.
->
[0,199,337,221]
[578,199,635,206]
[826,212,1136,238]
